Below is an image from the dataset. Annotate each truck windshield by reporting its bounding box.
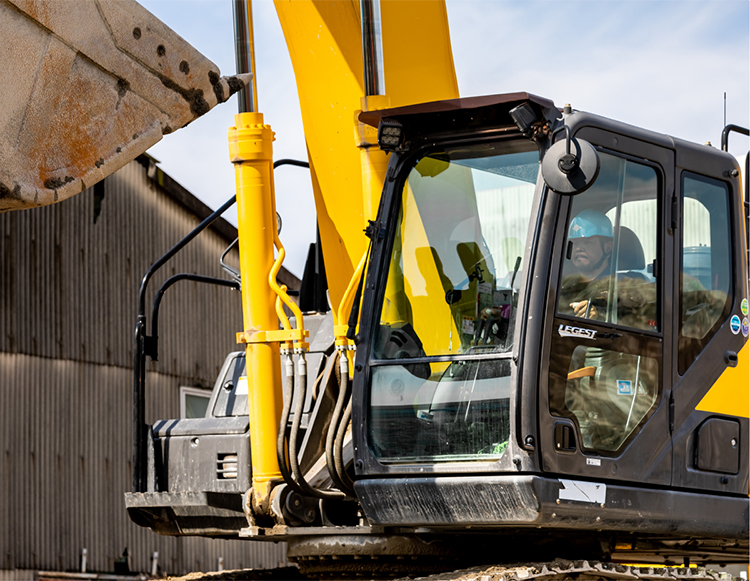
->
[368,140,539,463]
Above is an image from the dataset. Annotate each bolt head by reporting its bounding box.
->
[558,153,579,174]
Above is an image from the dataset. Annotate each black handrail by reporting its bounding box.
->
[137,195,237,318]
[133,194,237,493]
[132,158,311,493]
[721,124,749,152]
[148,274,241,360]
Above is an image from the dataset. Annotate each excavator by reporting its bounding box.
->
[1,0,748,578]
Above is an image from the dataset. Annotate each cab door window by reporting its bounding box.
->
[549,151,661,454]
[368,141,540,463]
[678,173,733,374]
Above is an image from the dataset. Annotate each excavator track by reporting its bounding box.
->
[398,560,740,581]
[166,560,740,581]
[289,557,741,581]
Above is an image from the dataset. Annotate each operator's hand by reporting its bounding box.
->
[570,300,597,319]
[480,307,503,320]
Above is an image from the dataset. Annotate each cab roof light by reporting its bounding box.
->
[377,118,404,151]
[509,102,539,137]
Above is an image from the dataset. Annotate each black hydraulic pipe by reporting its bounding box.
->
[721,124,749,152]
[274,159,310,170]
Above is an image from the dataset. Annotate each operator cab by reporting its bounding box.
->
[352,93,748,563]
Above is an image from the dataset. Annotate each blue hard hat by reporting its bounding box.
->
[568,209,613,239]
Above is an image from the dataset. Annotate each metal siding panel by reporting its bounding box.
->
[0,158,286,575]
[1,354,288,574]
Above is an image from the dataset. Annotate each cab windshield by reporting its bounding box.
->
[368,140,539,463]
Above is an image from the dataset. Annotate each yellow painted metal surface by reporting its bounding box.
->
[382,159,482,353]
[229,112,283,493]
[379,1,459,105]
[698,167,750,420]
[696,341,750,418]
[238,327,308,345]
[274,0,458,309]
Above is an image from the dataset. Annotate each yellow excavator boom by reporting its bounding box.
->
[274,0,459,309]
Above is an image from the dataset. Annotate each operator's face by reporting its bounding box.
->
[571,236,612,278]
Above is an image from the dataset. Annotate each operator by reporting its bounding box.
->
[560,209,614,320]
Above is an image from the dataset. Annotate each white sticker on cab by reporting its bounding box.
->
[558,479,606,504]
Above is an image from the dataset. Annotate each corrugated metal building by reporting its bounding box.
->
[0,156,295,577]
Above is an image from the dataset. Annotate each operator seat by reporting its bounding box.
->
[613,226,656,330]
[615,226,647,278]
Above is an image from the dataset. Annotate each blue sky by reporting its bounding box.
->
[139,0,749,277]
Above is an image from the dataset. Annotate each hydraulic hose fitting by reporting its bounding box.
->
[284,352,294,377]
[298,352,308,383]
[339,349,349,376]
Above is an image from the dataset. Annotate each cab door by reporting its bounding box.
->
[538,126,675,486]
[669,145,749,494]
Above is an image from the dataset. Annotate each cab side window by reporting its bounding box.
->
[549,151,661,455]
[678,173,733,375]
[557,153,659,332]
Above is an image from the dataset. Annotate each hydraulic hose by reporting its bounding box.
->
[325,353,356,497]
[276,352,306,496]
[334,396,356,495]
[288,353,346,499]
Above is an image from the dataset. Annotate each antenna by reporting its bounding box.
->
[723,92,726,128]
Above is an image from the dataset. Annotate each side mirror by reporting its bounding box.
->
[542,126,600,195]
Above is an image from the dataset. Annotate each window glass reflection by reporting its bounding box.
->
[369,359,512,462]
[375,145,539,359]
[557,152,659,332]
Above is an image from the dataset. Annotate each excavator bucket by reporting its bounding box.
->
[0,0,248,212]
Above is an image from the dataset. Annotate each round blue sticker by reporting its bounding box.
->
[730,315,741,334]
[743,318,749,338]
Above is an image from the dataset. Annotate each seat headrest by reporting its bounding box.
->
[616,226,645,271]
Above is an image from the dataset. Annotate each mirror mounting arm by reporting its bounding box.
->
[552,125,579,174]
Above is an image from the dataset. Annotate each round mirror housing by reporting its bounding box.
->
[542,131,600,195]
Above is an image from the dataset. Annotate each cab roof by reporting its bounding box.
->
[359,92,561,139]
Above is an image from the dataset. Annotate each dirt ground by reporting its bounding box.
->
[167,566,312,581]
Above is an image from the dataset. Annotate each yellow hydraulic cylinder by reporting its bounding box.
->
[228,112,283,506]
